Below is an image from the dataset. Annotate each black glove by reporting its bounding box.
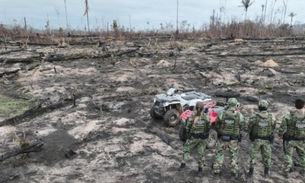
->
[200,133,209,139]
[204,108,208,113]
[269,133,275,144]
[249,132,255,141]
[187,132,191,139]
[238,133,242,142]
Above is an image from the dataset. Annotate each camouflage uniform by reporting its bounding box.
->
[247,100,276,177]
[279,108,305,175]
[212,98,245,176]
[181,111,211,169]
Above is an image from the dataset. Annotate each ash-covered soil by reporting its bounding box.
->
[1,36,305,183]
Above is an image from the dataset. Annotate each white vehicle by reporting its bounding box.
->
[150,88,212,127]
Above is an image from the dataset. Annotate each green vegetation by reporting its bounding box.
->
[264,84,272,90]
[283,57,291,62]
[117,157,126,166]
[0,99,30,118]
[257,90,267,95]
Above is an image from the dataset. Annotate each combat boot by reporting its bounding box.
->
[179,163,186,171]
[284,172,289,178]
[281,171,289,178]
[231,171,239,178]
[246,167,254,177]
[198,167,203,177]
[213,169,221,177]
[213,171,220,177]
[299,170,305,176]
[264,167,269,177]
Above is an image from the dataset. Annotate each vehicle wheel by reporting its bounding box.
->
[179,122,187,142]
[163,109,180,127]
[207,129,218,149]
[150,105,162,120]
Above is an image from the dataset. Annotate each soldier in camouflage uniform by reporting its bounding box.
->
[246,100,276,177]
[179,102,211,176]
[212,98,245,178]
[279,99,305,178]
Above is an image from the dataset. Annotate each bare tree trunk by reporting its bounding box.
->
[283,0,288,23]
[86,13,90,32]
[24,17,27,31]
[264,0,267,24]
[64,0,69,30]
[176,0,179,34]
[84,0,90,32]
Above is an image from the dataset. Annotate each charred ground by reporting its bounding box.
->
[0,35,305,183]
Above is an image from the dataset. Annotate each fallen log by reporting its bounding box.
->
[145,125,180,149]
[0,47,143,64]
[242,95,259,102]
[206,51,305,57]
[0,68,21,77]
[0,57,40,63]
[0,48,25,55]
[0,140,45,163]
[117,48,140,56]
[215,90,240,98]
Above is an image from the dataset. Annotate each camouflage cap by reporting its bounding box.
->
[227,98,238,107]
[258,100,269,108]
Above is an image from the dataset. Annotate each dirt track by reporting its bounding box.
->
[1,36,305,183]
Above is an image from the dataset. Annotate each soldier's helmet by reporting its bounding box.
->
[258,100,269,109]
[227,98,238,107]
[196,101,204,111]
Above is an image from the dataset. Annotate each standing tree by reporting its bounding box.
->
[219,0,227,23]
[288,12,296,25]
[261,4,264,22]
[84,0,90,32]
[24,17,27,31]
[55,6,60,28]
[176,0,179,34]
[269,0,277,24]
[263,0,267,24]
[63,0,69,30]
[282,0,288,24]
[239,0,255,20]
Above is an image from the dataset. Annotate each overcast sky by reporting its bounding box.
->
[1,0,304,31]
